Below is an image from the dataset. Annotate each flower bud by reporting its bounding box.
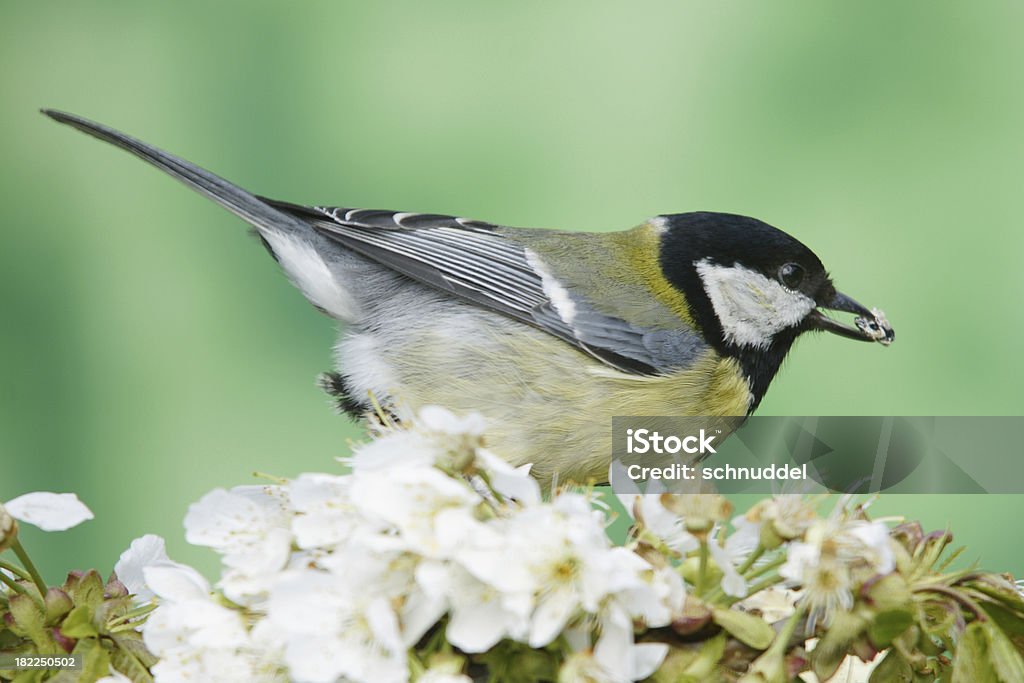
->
[44,588,74,625]
[558,651,602,683]
[424,652,467,676]
[660,493,732,538]
[681,556,723,587]
[738,649,788,683]
[671,596,713,635]
[759,521,785,550]
[0,503,18,553]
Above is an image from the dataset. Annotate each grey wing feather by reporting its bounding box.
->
[39,110,696,374]
[265,201,696,375]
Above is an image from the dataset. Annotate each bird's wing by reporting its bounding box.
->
[264,200,701,376]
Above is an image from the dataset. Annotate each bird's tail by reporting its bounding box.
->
[41,109,309,237]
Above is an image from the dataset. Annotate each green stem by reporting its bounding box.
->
[704,586,724,603]
[0,570,31,597]
[10,539,48,597]
[251,471,288,484]
[747,573,786,596]
[697,539,710,596]
[914,585,988,622]
[723,574,786,607]
[110,602,159,626]
[0,559,31,581]
[736,544,766,576]
[768,602,807,657]
[746,555,786,581]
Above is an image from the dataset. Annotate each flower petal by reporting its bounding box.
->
[5,492,94,531]
[143,562,211,602]
[114,534,170,602]
[447,600,509,653]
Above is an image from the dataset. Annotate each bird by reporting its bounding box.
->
[43,109,894,485]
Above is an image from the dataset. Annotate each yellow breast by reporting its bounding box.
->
[383,318,752,486]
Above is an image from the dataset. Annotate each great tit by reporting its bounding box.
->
[44,110,894,485]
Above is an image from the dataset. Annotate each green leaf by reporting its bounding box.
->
[867,608,915,649]
[981,602,1024,656]
[685,634,727,681]
[49,671,85,683]
[474,640,558,683]
[863,574,912,612]
[739,648,787,683]
[95,594,133,630]
[44,588,74,626]
[111,632,159,673]
[918,601,959,640]
[8,593,43,632]
[8,594,49,648]
[60,604,98,639]
[110,646,156,683]
[711,607,775,650]
[652,634,726,683]
[967,575,1024,614]
[952,621,997,683]
[869,650,914,683]
[985,620,1024,682]
[11,670,46,683]
[812,611,869,681]
[74,637,113,683]
[70,570,105,610]
[0,627,22,648]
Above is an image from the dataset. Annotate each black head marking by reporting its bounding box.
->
[657,212,834,409]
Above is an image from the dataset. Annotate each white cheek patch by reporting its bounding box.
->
[260,230,361,321]
[695,259,816,349]
[525,249,577,325]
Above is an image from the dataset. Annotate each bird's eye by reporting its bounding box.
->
[778,263,805,290]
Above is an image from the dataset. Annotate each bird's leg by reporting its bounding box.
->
[317,371,402,429]
[317,371,369,418]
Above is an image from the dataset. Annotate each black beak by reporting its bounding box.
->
[807,290,895,345]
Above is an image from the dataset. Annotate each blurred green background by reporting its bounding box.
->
[2,2,1022,582]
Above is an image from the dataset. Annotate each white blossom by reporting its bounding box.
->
[558,638,668,683]
[416,560,530,652]
[618,473,748,598]
[744,495,819,543]
[184,486,291,558]
[288,473,363,549]
[474,448,540,504]
[184,485,293,605]
[267,570,407,683]
[350,466,481,557]
[418,404,487,437]
[142,562,281,682]
[347,429,440,471]
[781,519,894,630]
[738,587,800,623]
[457,492,664,659]
[108,407,904,683]
[346,405,486,474]
[114,534,172,603]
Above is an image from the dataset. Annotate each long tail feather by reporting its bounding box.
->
[41,109,308,236]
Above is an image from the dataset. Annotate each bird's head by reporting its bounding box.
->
[657,212,893,405]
